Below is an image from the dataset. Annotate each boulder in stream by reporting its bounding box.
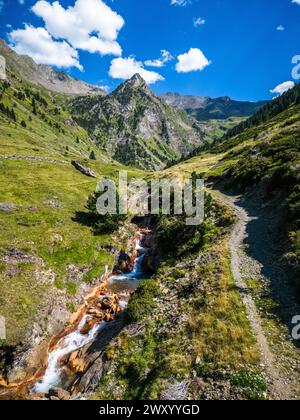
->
[48,387,70,400]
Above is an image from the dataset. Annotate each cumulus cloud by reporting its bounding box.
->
[276,25,285,31]
[292,0,300,5]
[109,57,164,84]
[144,50,173,68]
[270,81,295,96]
[31,0,124,56]
[194,17,206,27]
[176,48,211,73]
[9,25,83,70]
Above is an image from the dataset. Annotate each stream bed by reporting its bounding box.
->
[0,227,156,399]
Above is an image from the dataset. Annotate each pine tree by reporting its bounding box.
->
[89,151,96,160]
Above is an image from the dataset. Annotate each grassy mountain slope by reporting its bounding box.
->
[0,39,104,96]
[95,198,265,400]
[70,74,204,170]
[0,73,145,352]
[163,85,300,279]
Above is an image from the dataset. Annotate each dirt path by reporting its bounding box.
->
[212,190,296,400]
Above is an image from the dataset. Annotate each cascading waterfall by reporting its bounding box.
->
[34,316,106,393]
[33,230,152,394]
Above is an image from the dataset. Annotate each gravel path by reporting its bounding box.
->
[212,189,298,400]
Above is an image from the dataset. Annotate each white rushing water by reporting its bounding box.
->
[109,235,147,283]
[34,315,105,393]
[33,231,150,394]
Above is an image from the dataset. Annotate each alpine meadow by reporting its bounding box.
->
[0,0,299,404]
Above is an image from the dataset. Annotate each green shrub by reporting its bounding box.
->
[126,280,161,323]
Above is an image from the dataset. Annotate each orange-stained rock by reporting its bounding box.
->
[95,312,104,320]
[27,393,47,400]
[104,313,112,322]
[87,307,96,315]
[69,351,79,363]
[69,358,85,374]
[80,318,98,335]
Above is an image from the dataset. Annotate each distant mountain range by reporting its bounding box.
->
[161,93,268,121]
[0,39,104,96]
[0,37,268,170]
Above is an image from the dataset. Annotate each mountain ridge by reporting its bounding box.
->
[70,74,205,170]
[0,38,105,96]
[161,92,268,121]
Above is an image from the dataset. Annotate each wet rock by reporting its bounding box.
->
[69,358,85,373]
[87,307,97,315]
[104,313,112,322]
[101,298,113,310]
[28,393,47,401]
[49,396,60,401]
[48,387,70,400]
[0,202,18,213]
[71,161,96,178]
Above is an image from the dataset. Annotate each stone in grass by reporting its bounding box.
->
[71,161,96,178]
[0,202,18,214]
[43,200,64,209]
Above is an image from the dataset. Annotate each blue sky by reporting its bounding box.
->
[0,0,299,101]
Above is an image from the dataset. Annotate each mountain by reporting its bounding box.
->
[161,92,268,121]
[70,74,204,170]
[0,39,104,96]
[167,82,300,275]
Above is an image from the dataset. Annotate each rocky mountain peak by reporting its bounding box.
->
[113,73,151,99]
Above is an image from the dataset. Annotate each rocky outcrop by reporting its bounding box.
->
[70,74,204,170]
[1,248,42,265]
[0,203,18,214]
[0,55,6,80]
[71,161,96,178]
[0,156,65,164]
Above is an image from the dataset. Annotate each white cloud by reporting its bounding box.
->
[9,25,83,70]
[109,57,164,84]
[194,17,206,27]
[144,50,173,68]
[292,0,300,5]
[276,25,285,31]
[31,0,124,56]
[176,48,211,73]
[170,0,190,6]
[270,80,295,95]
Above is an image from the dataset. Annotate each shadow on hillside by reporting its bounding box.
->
[214,184,300,350]
[72,211,99,234]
